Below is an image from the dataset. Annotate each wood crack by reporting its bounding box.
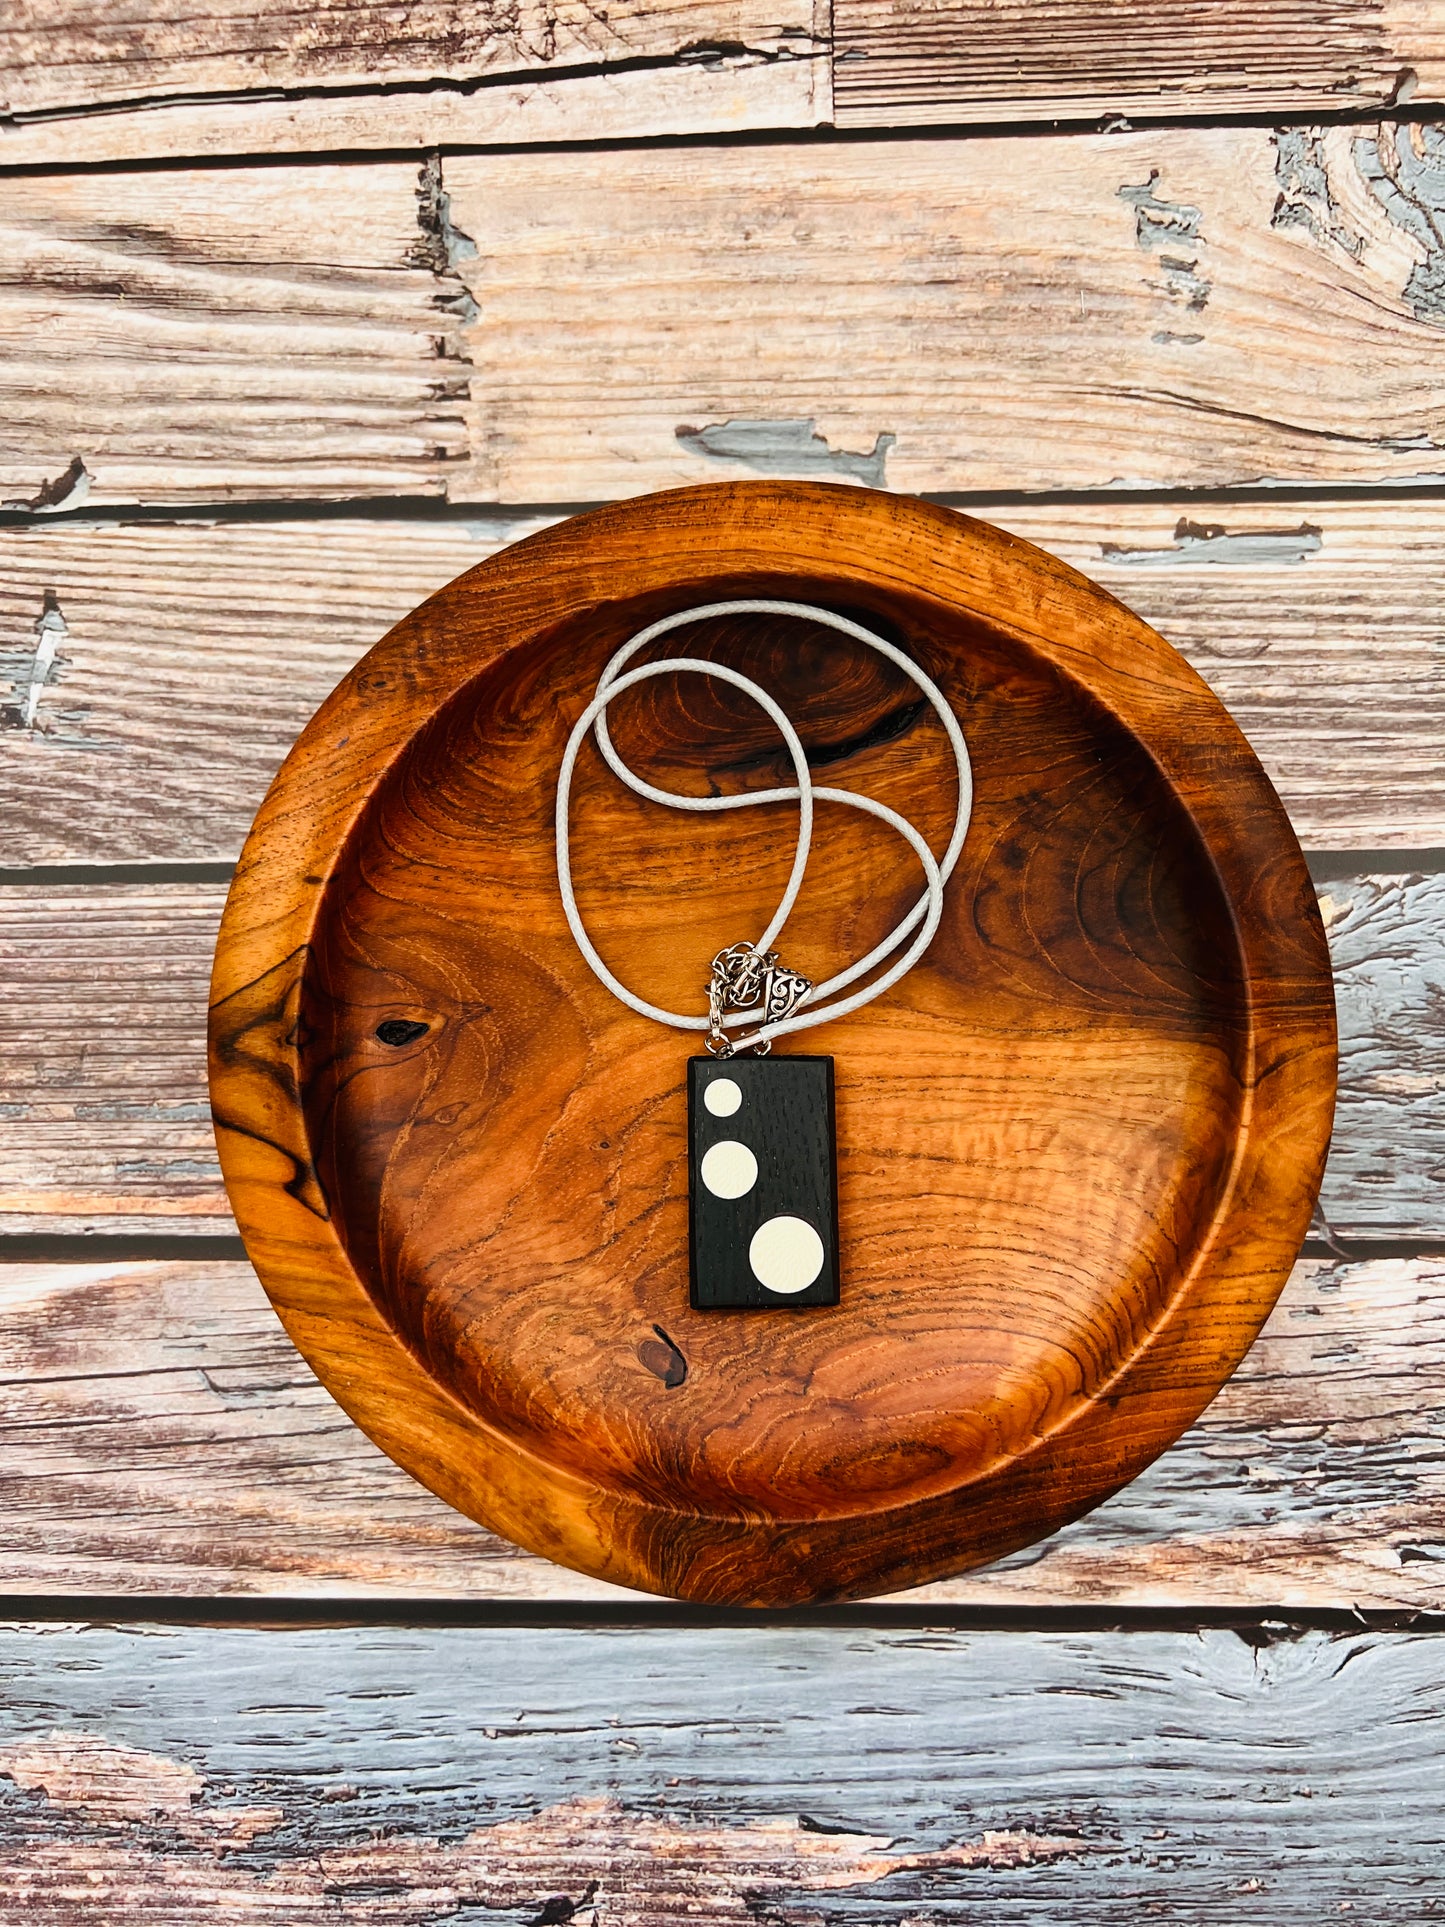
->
[0,44,824,132]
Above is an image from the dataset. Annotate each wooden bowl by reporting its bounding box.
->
[209,482,1336,1606]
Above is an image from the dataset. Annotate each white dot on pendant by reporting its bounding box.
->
[703,1077,742,1118]
[749,1216,825,1294]
[700,1139,757,1199]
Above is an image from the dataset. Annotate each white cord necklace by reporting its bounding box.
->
[555,598,972,1311]
[555,599,973,1056]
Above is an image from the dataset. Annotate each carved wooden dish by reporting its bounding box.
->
[209,482,1336,1606]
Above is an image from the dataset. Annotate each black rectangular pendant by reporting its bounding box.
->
[688,1055,840,1310]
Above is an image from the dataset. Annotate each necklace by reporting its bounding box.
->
[556,600,972,1310]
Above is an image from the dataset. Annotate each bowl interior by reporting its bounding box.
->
[298,572,1248,1524]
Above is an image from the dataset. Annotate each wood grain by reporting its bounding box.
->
[0,56,827,168]
[7,131,1445,505]
[0,517,551,865]
[444,124,1445,500]
[0,0,823,114]
[0,162,470,511]
[1,0,1437,1869]
[4,498,1444,864]
[1004,498,1445,853]
[209,483,1334,1605]
[0,1254,1441,1606]
[833,0,1445,128]
[0,1258,577,1598]
[0,1619,1440,1917]
[0,884,231,1238]
[5,0,1444,164]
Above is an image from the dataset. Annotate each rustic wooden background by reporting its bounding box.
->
[3,2,1445,1916]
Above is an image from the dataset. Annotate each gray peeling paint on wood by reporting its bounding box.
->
[674,417,897,485]
[0,589,70,735]
[1099,518,1324,568]
[0,1622,1441,1918]
[1272,121,1445,330]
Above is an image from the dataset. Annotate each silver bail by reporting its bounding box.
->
[706,941,811,1056]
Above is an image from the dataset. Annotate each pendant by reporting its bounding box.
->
[688,1055,840,1310]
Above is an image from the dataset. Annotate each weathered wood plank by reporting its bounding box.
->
[0,508,1104,850]
[1316,872,1445,1235]
[8,131,1445,505]
[0,161,470,510]
[0,1259,599,1597]
[0,56,827,168]
[0,1254,1440,1606]
[6,0,1445,164]
[0,1619,1440,1917]
[1006,498,1445,852]
[4,498,1444,864]
[0,886,232,1237]
[0,872,1438,1236]
[0,517,549,865]
[0,0,823,115]
[834,0,1445,128]
[444,123,1445,499]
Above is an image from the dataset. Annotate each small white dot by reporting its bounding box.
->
[703,1077,742,1118]
[749,1216,825,1295]
[700,1139,758,1200]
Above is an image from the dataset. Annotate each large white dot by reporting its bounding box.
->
[700,1139,757,1199]
[703,1077,742,1118]
[749,1215,825,1295]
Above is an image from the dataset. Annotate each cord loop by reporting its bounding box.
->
[554,600,972,1050]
